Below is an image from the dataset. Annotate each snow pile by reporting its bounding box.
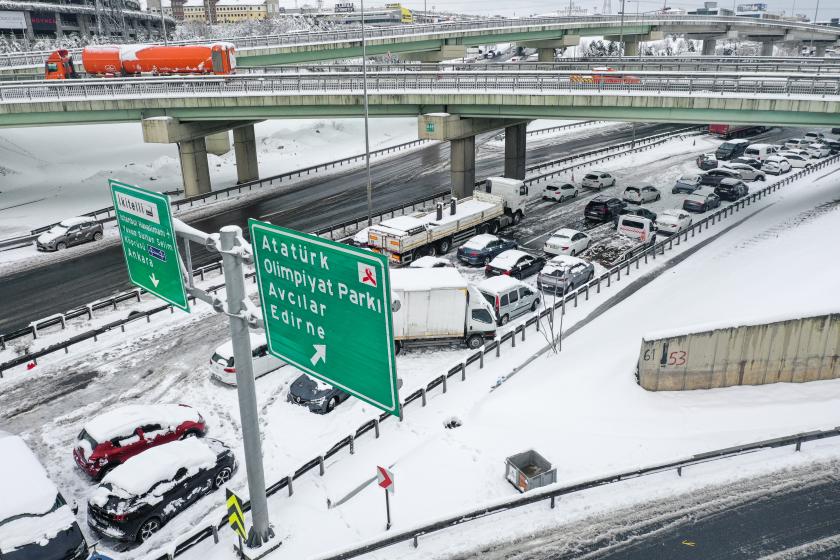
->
[83,403,201,443]
[391,268,467,291]
[0,433,57,522]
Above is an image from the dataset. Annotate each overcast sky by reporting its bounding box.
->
[397,0,839,20]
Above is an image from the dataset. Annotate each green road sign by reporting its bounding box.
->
[110,180,189,312]
[425,122,435,133]
[249,220,399,416]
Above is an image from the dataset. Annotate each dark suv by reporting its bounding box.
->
[714,178,749,201]
[87,438,235,543]
[700,168,742,187]
[584,196,626,223]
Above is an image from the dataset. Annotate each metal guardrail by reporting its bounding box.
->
[1,14,838,68]
[3,71,839,103]
[143,153,840,560]
[319,426,840,560]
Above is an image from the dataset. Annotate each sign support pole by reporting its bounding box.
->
[220,226,274,548]
[384,489,391,531]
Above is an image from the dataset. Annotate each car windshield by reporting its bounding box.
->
[679,176,695,182]
[481,292,494,307]
[584,174,598,180]
[548,235,569,244]
[77,429,98,450]
[625,187,639,193]
[46,225,69,235]
[212,352,233,367]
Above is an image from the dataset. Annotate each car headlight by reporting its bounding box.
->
[311,396,326,406]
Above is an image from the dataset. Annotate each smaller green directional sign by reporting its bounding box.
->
[110,180,189,312]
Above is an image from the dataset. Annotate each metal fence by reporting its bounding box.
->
[0,124,700,362]
[3,71,840,102]
[141,153,840,560]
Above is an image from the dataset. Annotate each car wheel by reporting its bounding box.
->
[96,462,118,481]
[326,397,339,412]
[530,299,539,312]
[93,231,103,241]
[137,518,161,543]
[570,249,576,257]
[213,467,232,489]
[758,175,765,181]
[512,211,523,225]
[483,256,491,266]
[426,245,437,257]
[466,334,484,350]
[394,341,402,355]
[181,429,203,439]
[477,224,489,235]
[500,314,510,326]
[437,238,452,254]
[656,194,661,201]
[489,221,500,234]
[56,242,67,250]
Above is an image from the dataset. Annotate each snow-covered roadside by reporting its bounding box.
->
[170,159,840,560]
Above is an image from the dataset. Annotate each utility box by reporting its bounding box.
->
[505,450,556,493]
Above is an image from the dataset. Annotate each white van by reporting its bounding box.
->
[210,332,286,385]
[743,143,779,161]
[476,276,540,326]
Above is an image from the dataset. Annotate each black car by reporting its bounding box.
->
[824,139,840,155]
[287,374,351,413]
[683,188,722,213]
[584,196,626,223]
[714,178,749,201]
[87,438,236,543]
[699,168,741,187]
[731,157,763,170]
[485,250,546,279]
[456,234,517,266]
[614,206,657,228]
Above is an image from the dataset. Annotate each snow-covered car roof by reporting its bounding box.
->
[548,228,582,239]
[0,503,78,555]
[57,216,93,227]
[489,249,531,268]
[462,233,499,249]
[83,404,201,443]
[684,193,708,203]
[545,254,588,271]
[0,432,58,523]
[391,268,466,291]
[98,438,218,499]
[409,256,452,268]
[658,209,687,221]
[214,332,268,359]
[476,274,526,294]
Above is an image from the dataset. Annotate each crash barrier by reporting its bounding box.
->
[318,426,840,560]
[0,124,696,355]
[139,152,840,560]
[0,120,604,251]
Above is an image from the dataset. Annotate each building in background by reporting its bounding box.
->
[151,0,278,23]
[687,2,734,16]
[0,0,172,40]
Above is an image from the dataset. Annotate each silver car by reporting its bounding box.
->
[36,217,104,252]
[536,255,595,295]
[722,162,766,182]
[477,275,541,326]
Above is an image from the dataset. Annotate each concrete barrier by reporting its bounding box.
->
[638,312,840,391]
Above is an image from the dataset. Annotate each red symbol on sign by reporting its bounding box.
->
[362,267,377,287]
[376,465,394,493]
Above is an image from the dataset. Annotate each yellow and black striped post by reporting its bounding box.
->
[226,489,247,542]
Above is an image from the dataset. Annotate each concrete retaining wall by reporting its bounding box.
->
[638,313,840,391]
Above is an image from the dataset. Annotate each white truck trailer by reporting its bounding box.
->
[582,215,657,268]
[367,177,528,264]
[390,268,497,353]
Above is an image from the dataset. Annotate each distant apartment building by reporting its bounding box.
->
[149,0,278,23]
[687,2,734,16]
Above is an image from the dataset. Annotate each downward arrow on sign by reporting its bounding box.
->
[150,273,160,287]
[310,344,326,366]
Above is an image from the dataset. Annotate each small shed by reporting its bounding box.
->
[505,450,556,493]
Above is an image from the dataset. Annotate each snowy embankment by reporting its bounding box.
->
[174,160,840,560]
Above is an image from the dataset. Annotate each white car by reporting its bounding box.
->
[804,131,826,143]
[806,143,831,158]
[655,209,693,235]
[722,162,766,182]
[777,152,812,169]
[542,183,578,202]
[581,171,616,190]
[761,156,792,175]
[784,138,812,151]
[622,185,661,204]
[543,228,591,256]
[210,332,285,385]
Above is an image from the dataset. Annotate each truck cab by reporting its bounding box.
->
[45,49,78,80]
[484,177,528,218]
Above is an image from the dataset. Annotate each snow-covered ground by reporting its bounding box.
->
[0,118,421,239]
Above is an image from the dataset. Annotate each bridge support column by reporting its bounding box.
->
[54,12,64,38]
[537,47,555,62]
[702,39,716,56]
[451,136,476,198]
[233,124,259,184]
[760,41,774,56]
[624,40,640,57]
[504,123,526,180]
[178,138,212,197]
[815,44,827,57]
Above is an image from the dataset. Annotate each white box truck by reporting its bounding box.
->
[390,268,497,353]
[368,177,528,264]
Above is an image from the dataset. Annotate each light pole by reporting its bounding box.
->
[810,0,821,55]
[618,0,626,59]
[361,0,374,226]
[159,0,168,45]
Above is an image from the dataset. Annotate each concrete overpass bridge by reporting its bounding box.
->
[2,14,840,74]
[4,69,835,197]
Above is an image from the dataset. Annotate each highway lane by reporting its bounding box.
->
[0,122,682,333]
[457,458,840,560]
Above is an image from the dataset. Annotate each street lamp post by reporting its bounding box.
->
[361,0,374,226]
[160,0,168,45]
[618,0,626,59]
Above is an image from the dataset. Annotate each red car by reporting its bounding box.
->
[74,404,206,479]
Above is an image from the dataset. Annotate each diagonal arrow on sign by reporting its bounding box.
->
[150,273,160,287]
[310,344,326,366]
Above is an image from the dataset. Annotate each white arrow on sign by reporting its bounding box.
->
[150,273,160,287]
[310,344,326,366]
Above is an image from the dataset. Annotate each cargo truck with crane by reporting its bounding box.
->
[44,44,236,80]
[366,177,528,264]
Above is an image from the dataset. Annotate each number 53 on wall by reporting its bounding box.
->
[642,347,688,367]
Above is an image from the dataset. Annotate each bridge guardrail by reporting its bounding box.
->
[0,124,696,357]
[3,71,839,103]
[141,152,840,560]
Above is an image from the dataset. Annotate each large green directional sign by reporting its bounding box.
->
[110,180,189,312]
[249,219,399,416]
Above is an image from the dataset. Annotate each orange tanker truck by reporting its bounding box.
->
[45,43,236,79]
